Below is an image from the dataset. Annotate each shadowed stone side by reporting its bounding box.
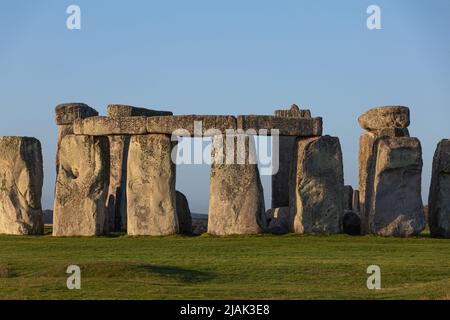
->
[0,137,43,235]
[344,185,354,211]
[289,135,344,234]
[53,135,109,236]
[208,134,266,235]
[265,207,290,234]
[55,103,99,125]
[176,191,192,234]
[429,139,450,237]
[127,134,178,236]
[367,137,425,237]
[352,190,360,213]
[107,104,173,118]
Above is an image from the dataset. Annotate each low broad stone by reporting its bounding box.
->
[176,191,192,234]
[53,135,110,236]
[237,115,322,136]
[208,134,266,235]
[74,116,148,135]
[367,137,425,237]
[107,104,173,118]
[344,185,354,211]
[428,139,450,237]
[265,207,290,234]
[358,106,410,131]
[343,211,361,236]
[274,104,311,118]
[0,137,44,235]
[127,134,178,236]
[289,135,344,234]
[55,103,98,125]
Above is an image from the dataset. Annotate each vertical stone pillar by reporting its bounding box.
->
[126,134,178,236]
[271,104,311,208]
[344,185,354,211]
[428,139,450,238]
[0,137,44,235]
[53,135,110,236]
[352,189,360,213]
[289,135,344,234]
[208,134,266,235]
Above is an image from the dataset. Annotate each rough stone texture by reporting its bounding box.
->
[265,207,290,234]
[358,106,410,131]
[106,135,130,232]
[372,127,410,137]
[0,137,44,235]
[274,104,311,118]
[208,134,266,235]
[147,115,237,136]
[428,139,450,237]
[343,211,361,236]
[55,103,98,125]
[367,137,425,237]
[176,191,192,234]
[289,135,344,234]
[53,135,109,236]
[344,185,354,211]
[107,104,173,118]
[352,190,360,213]
[237,115,323,136]
[74,116,148,136]
[56,124,74,174]
[127,134,178,236]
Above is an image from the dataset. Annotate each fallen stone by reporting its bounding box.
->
[289,135,344,234]
[0,137,44,235]
[127,134,178,236]
[428,139,450,237]
[343,210,361,236]
[367,137,425,237]
[344,185,354,211]
[265,207,291,234]
[53,135,109,236]
[176,191,192,234]
[107,104,173,118]
[55,103,98,125]
[74,116,148,135]
[237,115,323,136]
[358,106,410,131]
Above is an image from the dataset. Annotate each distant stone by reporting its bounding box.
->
[192,214,208,235]
[343,211,361,236]
[107,104,173,118]
[176,191,192,234]
[237,115,322,136]
[344,185,354,211]
[53,135,109,236]
[42,210,53,224]
[265,207,291,234]
[55,103,98,125]
[352,190,360,213]
[358,106,410,131]
[274,104,312,118]
[289,135,344,234]
[127,134,178,236]
[428,139,450,237]
[0,137,44,235]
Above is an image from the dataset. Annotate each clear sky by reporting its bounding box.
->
[1,0,449,213]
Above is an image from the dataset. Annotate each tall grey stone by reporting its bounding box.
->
[53,135,109,236]
[208,134,266,235]
[127,134,178,236]
[352,189,360,213]
[429,139,450,237]
[0,137,44,235]
[289,135,344,234]
[344,185,354,211]
[176,191,192,234]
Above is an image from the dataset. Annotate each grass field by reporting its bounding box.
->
[1,227,450,300]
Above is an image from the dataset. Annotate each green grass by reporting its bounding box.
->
[0,226,449,300]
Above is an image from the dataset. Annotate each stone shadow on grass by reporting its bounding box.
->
[137,264,215,283]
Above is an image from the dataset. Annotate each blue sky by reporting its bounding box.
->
[1,0,449,213]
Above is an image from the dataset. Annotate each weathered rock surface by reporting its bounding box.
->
[0,137,44,235]
[147,115,237,136]
[367,137,425,237]
[289,135,344,234]
[344,185,354,211]
[265,207,290,234]
[274,104,311,118]
[208,134,266,235]
[237,115,323,136]
[428,139,450,237]
[352,189,360,213]
[358,106,410,131]
[53,135,109,236]
[55,103,98,125]
[127,134,178,236]
[107,104,173,118]
[343,210,361,236]
[176,191,192,234]
[74,116,148,135]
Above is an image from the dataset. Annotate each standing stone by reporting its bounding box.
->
[176,191,192,234]
[208,134,266,235]
[352,189,360,213]
[127,134,178,236]
[0,137,44,235]
[367,137,425,237]
[343,211,361,236]
[289,135,344,234]
[344,185,354,211]
[265,207,290,234]
[429,139,450,237]
[53,135,109,236]
[272,104,312,208]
